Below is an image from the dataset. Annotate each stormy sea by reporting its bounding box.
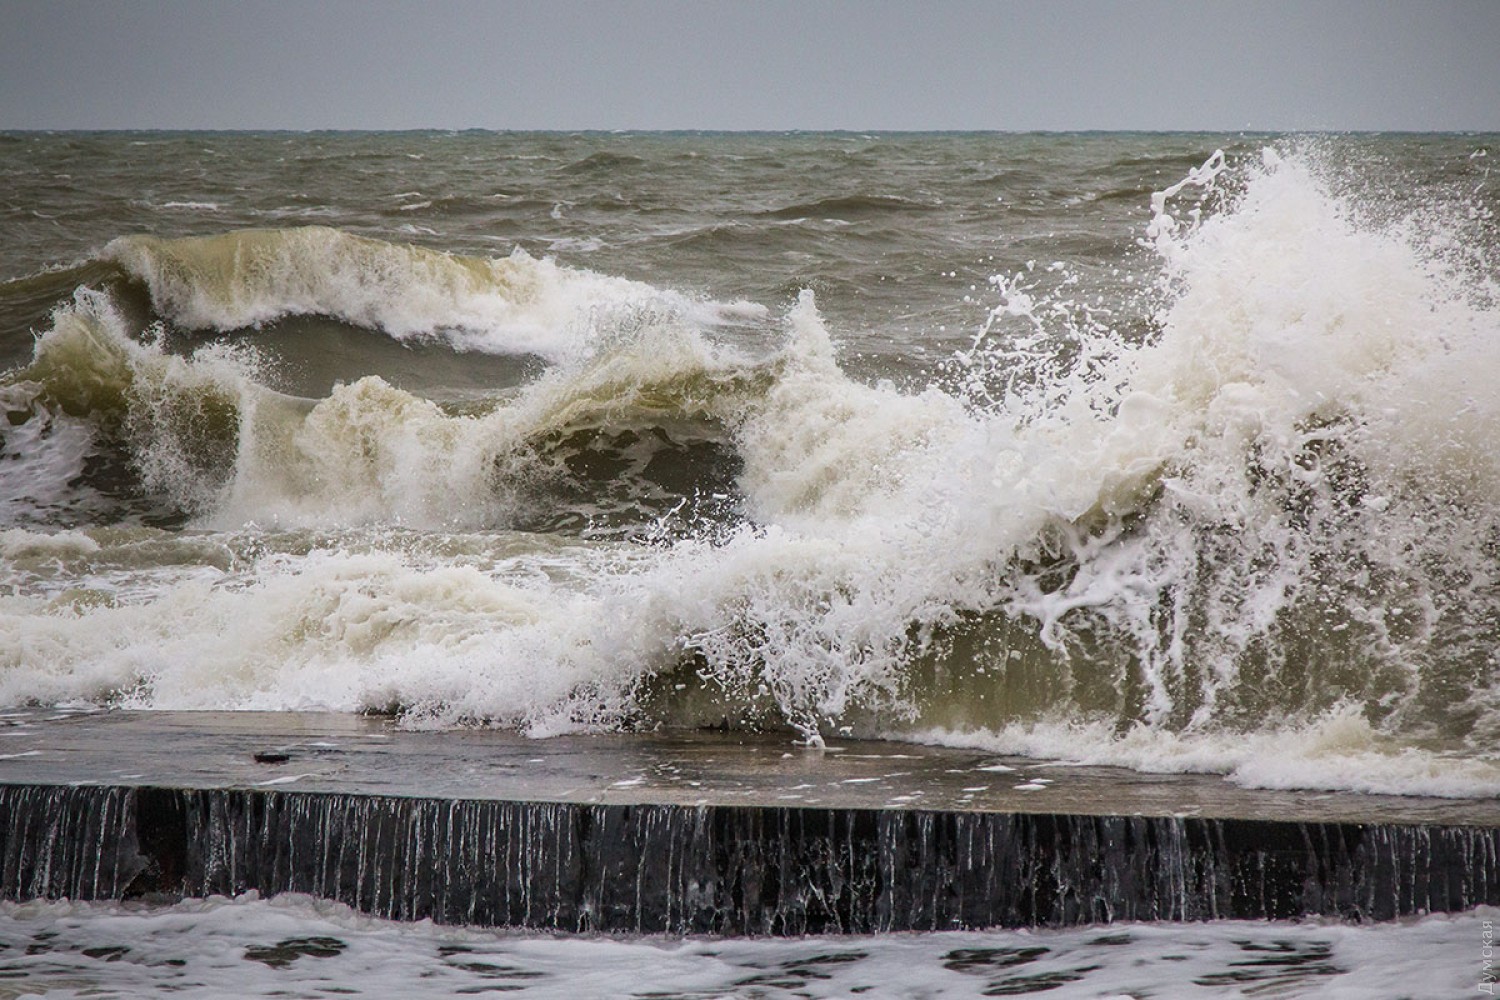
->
[2,130,1497,996]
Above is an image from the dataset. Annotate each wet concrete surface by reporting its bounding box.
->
[1,708,1495,827]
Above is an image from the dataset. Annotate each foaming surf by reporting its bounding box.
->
[1,894,1485,999]
[102,226,766,361]
[2,141,1498,798]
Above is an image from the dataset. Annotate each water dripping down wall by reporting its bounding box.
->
[1,785,1496,934]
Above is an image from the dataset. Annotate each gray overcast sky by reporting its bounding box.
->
[2,1,1497,131]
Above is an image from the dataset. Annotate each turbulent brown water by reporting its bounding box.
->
[3,131,1499,796]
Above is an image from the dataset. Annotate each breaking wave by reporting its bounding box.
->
[3,145,1500,797]
[101,226,763,360]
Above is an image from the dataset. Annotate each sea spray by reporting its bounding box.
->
[914,146,1500,785]
[2,137,1498,796]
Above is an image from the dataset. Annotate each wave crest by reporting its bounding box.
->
[102,226,737,362]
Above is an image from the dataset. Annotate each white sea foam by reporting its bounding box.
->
[0,894,1485,999]
[0,386,96,525]
[908,707,1500,799]
[103,226,756,362]
[5,147,1500,797]
[0,527,100,561]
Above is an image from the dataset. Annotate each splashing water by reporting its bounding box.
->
[2,137,1497,796]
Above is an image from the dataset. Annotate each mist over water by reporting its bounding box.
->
[2,131,1498,796]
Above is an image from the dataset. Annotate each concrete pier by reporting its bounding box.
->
[1,710,1496,934]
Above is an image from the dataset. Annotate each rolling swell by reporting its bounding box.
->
[559,150,649,174]
[93,226,767,361]
[103,228,557,342]
[758,194,934,221]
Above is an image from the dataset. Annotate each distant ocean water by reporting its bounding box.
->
[2,130,1499,798]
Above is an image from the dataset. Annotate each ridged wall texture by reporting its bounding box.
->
[2,784,1495,934]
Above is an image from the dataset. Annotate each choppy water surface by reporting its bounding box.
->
[0,895,1489,999]
[2,131,1499,798]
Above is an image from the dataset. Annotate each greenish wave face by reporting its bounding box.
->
[2,132,1498,797]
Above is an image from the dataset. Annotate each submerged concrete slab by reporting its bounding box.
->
[1,710,1497,933]
[3,709,1496,826]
